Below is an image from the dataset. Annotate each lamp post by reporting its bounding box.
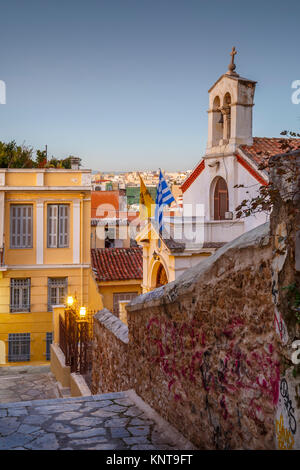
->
[79,306,86,319]
[63,294,90,375]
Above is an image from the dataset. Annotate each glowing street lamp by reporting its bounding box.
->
[67,296,74,307]
[79,306,86,318]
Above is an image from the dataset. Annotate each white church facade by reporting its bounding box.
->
[137,48,300,293]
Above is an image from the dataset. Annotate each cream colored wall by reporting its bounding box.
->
[45,172,83,187]
[1,169,91,188]
[139,233,212,293]
[98,280,142,313]
[88,270,104,311]
[82,199,91,263]
[5,172,36,186]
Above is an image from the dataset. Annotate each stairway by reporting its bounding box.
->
[0,390,195,450]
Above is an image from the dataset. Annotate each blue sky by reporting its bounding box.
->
[0,0,299,171]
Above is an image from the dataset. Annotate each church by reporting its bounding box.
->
[137,48,300,293]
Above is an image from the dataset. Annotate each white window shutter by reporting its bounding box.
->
[48,205,58,248]
[58,205,69,248]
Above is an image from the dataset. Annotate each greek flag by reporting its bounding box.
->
[155,169,175,235]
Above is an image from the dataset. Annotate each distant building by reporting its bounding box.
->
[90,190,139,249]
[126,186,156,208]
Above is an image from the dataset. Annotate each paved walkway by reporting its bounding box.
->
[0,390,195,450]
[0,366,60,403]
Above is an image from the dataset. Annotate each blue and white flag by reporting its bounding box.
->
[155,169,175,235]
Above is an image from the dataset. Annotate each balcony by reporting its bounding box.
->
[163,216,245,250]
[203,219,245,244]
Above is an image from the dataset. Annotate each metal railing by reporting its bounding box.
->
[59,308,94,376]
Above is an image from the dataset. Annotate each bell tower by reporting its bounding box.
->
[206,47,257,155]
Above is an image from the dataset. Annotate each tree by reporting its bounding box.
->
[35,149,47,168]
[0,140,34,168]
[234,131,300,219]
[0,140,81,169]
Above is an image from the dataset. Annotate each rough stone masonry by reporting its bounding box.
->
[92,150,300,450]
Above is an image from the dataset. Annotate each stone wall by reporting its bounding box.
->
[93,223,281,449]
[91,151,299,450]
[91,308,130,395]
[270,150,300,450]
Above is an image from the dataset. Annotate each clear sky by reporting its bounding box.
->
[0,0,299,172]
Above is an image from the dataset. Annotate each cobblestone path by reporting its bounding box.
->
[0,366,60,403]
[0,391,195,450]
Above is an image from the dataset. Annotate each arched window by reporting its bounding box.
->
[212,96,222,146]
[223,93,231,140]
[156,264,168,287]
[213,177,229,220]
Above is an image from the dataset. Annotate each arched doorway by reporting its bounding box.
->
[213,177,229,220]
[156,263,168,287]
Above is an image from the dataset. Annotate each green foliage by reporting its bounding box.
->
[0,140,34,168]
[234,131,300,218]
[36,149,47,168]
[0,140,80,169]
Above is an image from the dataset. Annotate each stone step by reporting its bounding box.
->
[0,390,196,450]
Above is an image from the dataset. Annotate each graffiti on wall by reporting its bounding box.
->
[276,414,295,450]
[271,221,299,450]
[275,377,297,450]
[146,313,280,448]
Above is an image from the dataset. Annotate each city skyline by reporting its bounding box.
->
[0,0,299,171]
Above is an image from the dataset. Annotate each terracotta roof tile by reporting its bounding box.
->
[91,247,143,282]
[181,160,205,193]
[181,137,300,193]
[240,137,300,167]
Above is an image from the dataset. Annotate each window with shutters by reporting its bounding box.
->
[10,278,31,312]
[8,333,31,362]
[47,277,68,311]
[213,177,229,220]
[10,205,33,249]
[47,204,69,248]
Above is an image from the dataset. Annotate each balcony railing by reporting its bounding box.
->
[164,216,245,247]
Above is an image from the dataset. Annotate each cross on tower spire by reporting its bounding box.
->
[227,47,239,76]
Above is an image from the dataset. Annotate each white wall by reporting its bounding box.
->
[183,154,268,233]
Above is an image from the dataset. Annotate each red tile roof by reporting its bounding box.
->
[91,247,143,282]
[181,160,205,193]
[181,137,300,193]
[235,153,268,186]
[240,137,300,166]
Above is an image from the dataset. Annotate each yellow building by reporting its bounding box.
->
[91,247,142,317]
[136,221,221,293]
[0,166,102,366]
